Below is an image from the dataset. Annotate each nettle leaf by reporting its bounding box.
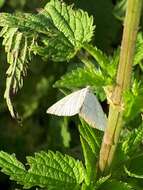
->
[45,0,94,46]
[124,153,143,181]
[113,0,127,21]
[124,166,143,179]
[0,0,95,117]
[97,179,133,190]
[83,44,110,69]
[78,120,102,186]
[0,12,53,117]
[54,62,106,92]
[134,33,143,67]
[0,151,85,189]
[0,151,26,183]
[124,81,143,121]
[54,45,119,101]
[34,0,95,61]
[122,124,143,157]
[61,118,71,148]
[0,13,52,34]
[83,44,119,79]
[94,175,111,189]
[0,1,94,62]
[0,26,35,118]
[53,45,119,113]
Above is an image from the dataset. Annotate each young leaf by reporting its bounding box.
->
[61,118,71,148]
[124,154,143,181]
[83,44,119,78]
[83,44,110,69]
[94,175,111,189]
[0,0,95,117]
[113,0,127,21]
[34,0,95,61]
[54,59,111,101]
[134,33,143,66]
[78,120,102,186]
[122,124,143,157]
[0,13,51,34]
[124,166,143,179]
[54,45,119,101]
[44,0,95,47]
[124,81,143,121]
[97,179,133,190]
[0,151,85,189]
[0,26,35,118]
[54,44,119,92]
[54,63,106,91]
[0,151,26,183]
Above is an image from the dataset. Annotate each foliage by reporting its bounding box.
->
[113,0,127,21]
[0,151,85,189]
[124,80,143,122]
[0,0,143,190]
[0,0,94,118]
[54,44,119,100]
[0,0,5,8]
[79,120,102,186]
[122,123,143,157]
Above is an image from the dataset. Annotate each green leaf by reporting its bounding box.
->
[44,0,94,47]
[0,26,35,118]
[122,124,143,157]
[0,12,53,117]
[0,151,26,183]
[134,33,143,67]
[0,0,5,8]
[124,81,143,121]
[0,151,85,189]
[0,13,51,34]
[54,60,110,101]
[75,0,120,50]
[83,44,109,69]
[0,0,95,117]
[83,44,119,78]
[94,175,111,189]
[54,62,106,90]
[61,118,71,148]
[98,179,133,190]
[34,0,95,61]
[78,120,102,186]
[124,154,143,180]
[54,45,119,101]
[113,0,127,21]
[0,0,95,116]
[125,166,143,179]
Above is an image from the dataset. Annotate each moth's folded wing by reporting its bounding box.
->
[47,87,89,116]
[79,92,107,131]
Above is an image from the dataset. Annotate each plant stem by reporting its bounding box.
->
[99,0,143,173]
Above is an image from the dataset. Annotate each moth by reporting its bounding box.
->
[46,87,107,131]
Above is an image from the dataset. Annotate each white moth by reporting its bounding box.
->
[46,87,107,131]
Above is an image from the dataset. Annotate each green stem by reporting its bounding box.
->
[99,0,143,173]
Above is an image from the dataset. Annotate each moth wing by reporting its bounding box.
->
[47,87,89,116]
[79,91,107,131]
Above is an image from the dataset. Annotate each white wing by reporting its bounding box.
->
[46,87,89,116]
[79,91,107,131]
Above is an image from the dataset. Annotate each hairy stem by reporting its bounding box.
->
[99,0,143,173]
